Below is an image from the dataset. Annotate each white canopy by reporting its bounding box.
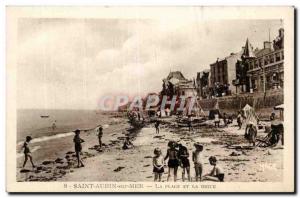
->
[243,104,258,126]
[274,104,284,110]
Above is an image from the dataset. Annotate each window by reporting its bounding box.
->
[270,54,274,63]
[259,59,263,67]
[249,61,253,70]
[275,53,281,61]
[254,60,258,68]
[264,56,269,65]
[260,76,264,87]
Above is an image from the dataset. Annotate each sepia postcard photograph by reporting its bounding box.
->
[6,6,295,193]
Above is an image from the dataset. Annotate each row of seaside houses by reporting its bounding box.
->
[197,28,284,99]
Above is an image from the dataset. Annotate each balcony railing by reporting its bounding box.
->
[247,49,284,73]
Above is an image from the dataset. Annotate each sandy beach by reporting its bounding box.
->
[17,113,283,182]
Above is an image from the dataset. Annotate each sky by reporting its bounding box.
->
[17,18,283,109]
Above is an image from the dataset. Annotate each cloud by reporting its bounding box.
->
[17,18,282,109]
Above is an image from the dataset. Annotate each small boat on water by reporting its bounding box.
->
[40,115,50,118]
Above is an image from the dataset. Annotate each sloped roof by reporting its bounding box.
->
[167,71,187,81]
[254,48,272,58]
[243,38,256,58]
[169,78,180,85]
[197,69,210,79]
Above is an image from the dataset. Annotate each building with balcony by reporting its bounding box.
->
[247,28,284,92]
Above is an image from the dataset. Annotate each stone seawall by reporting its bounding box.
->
[199,90,284,117]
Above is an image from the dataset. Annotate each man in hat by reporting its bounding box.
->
[22,136,35,168]
[73,129,85,168]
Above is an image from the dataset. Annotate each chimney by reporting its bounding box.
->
[279,28,284,37]
[264,41,271,49]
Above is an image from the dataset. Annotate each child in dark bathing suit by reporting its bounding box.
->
[178,143,191,181]
[164,141,179,182]
[97,125,103,148]
[22,136,35,168]
[73,129,85,168]
[155,120,160,134]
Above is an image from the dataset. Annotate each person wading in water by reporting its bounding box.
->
[22,136,36,169]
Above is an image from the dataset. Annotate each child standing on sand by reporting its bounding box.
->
[73,129,85,168]
[164,141,179,182]
[192,143,204,181]
[153,148,164,182]
[214,114,220,128]
[155,120,160,134]
[237,111,243,130]
[178,143,191,182]
[203,156,224,182]
[97,125,103,148]
[22,136,35,168]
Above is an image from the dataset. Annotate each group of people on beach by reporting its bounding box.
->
[214,112,233,128]
[71,126,105,168]
[153,141,224,182]
[213,110,258,146]
[22,123,138,169]
[21,125,103,169]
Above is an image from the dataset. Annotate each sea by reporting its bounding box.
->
[17,109,108,142]
[16,109,117,161]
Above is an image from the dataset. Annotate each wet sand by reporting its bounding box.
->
[18,117,283,182]
[17,113,128,182]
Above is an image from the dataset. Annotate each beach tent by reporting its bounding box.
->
[160,110,167,117]
[183,97,205,117]
[242,104,258,126]
[208,109,220,120]
[274,104,284,110]
[274,104,284,120]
